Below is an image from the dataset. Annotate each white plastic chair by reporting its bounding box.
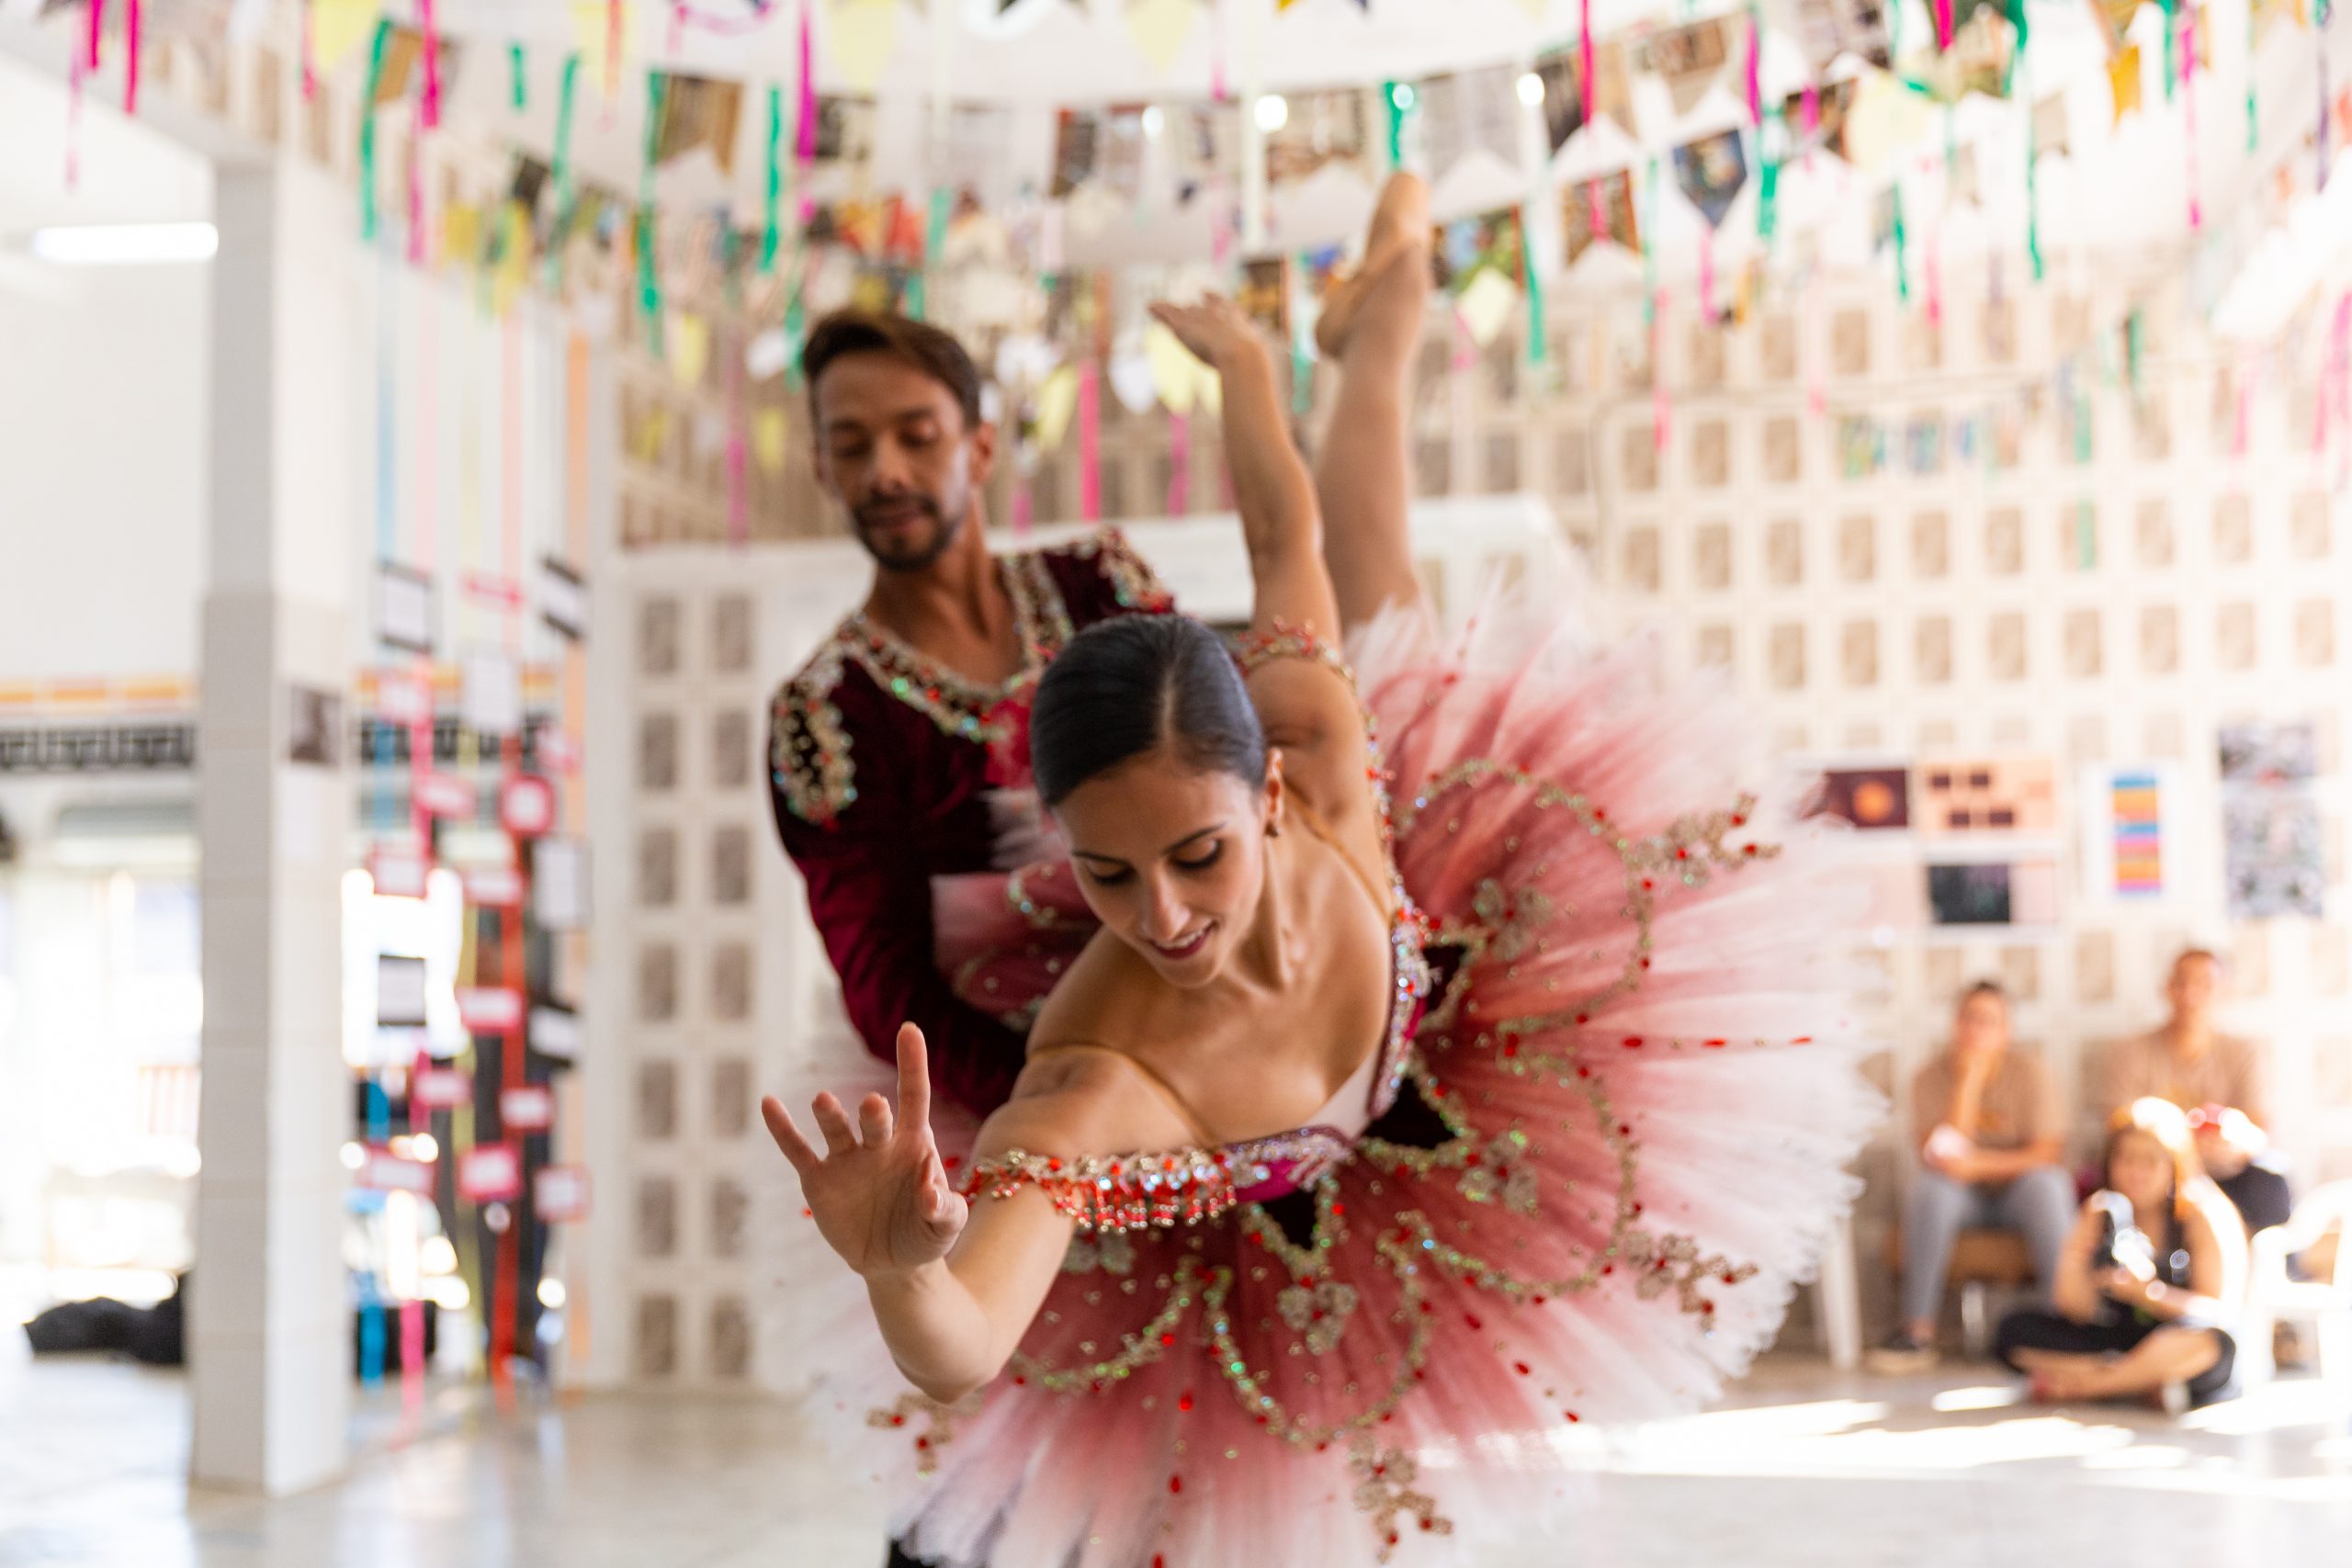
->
[2241,1180,2352,1401]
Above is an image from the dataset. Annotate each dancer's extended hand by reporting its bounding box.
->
[763,1023,968,1280]
[1149,294,1267,373]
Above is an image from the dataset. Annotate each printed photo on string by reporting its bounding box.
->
[1561,170,1640,262]
[1264,89,1372,186]
[1430,207,1525,296]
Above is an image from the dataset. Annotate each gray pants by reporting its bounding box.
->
[1901,1163,2075,1326]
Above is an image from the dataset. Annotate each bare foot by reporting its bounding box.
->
[1314,174,1431,362]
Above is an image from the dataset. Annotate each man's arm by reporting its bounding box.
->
[782,818,1028,1118]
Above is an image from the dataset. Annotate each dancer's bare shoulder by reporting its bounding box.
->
[974,942,1200,1161]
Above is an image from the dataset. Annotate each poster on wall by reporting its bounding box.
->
[2078,763,2180,903]
[1926,858,2060,928]
[2223,791,2325,919]
[2218,722,2325,920]
[1815,766,1912,830]
[1915,757,2059,837]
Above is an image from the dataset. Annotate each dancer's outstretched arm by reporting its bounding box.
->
[1149,298,1339,647]
[763,1025,1121,1404]
[1151,297,1377,837]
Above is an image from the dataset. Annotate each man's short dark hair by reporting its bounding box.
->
[800,310,985,430]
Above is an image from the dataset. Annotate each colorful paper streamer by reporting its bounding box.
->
[358,17,394,240]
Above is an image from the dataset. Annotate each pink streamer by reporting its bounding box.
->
[1745,16,1762,127]
[65,47,82,189]
[301,0,316,100]
[1211,0,1228,103]
[1698,233,1715,321]
[419,0,440,129]
[606,0,623,100]
[726,354,749,547]
[1166,412,1192,515]
[1579,0,1606,238]
[406,106,426,265]
[1802,84,1820,170]
[2232,361,2253,458]
[2183,7,2201,231]
[85,0,102,72]
[1804,281,1825,419]
[1651,289,1671,452]
[1934,0,1953,50]
[123,0,139,112]
[796,1,817,220]
[1012,475,1034,539]
[1078,358,1102,523]
[1926,236,1943,330]
[671,1,687,54]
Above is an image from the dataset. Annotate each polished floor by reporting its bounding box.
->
[4,1328,2349,1568]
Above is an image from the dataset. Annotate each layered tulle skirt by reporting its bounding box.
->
[766,605,1883,1566]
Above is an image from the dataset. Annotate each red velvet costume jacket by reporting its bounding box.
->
[767,530,1171,1115]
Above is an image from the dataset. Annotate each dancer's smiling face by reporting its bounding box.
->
[1054,748,1283,988]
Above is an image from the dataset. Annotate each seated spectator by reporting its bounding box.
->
[1872,981,2076,1371]
[1996,1098,2246,1410]
[2102,948,2292,1235]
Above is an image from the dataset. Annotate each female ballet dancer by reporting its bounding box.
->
[764,177,1879,1567]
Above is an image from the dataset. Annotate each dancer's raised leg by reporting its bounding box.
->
[1312,172,1434,638]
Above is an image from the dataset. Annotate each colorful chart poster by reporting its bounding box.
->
[1915,757,2059,837]
[2077,762,2181,903]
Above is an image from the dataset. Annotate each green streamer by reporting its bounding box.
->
[638,72,669,357]
[2023,77,2044,282]
[906,186,952,321]
[1521,216,1546,367]
[783,288,807,389]
[2125,310,2143,394]
[1892,186,1909,304]
[358,17,393,240]
[2160,0,2177,102]
[1383,80,1409,169]
[546,55,581,292]
[2246,7,2259,152]
[760,85,785,274]
[1289,252,1316,413]
[1640,158,1659,328]
[509,43,526,110]
[1757,107,1781,246]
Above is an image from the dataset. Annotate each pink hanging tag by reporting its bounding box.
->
[1166,412,1192,515]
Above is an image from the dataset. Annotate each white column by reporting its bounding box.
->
[190,157,361,1495]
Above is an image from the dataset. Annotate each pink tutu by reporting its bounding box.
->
[767,604,1882,1567]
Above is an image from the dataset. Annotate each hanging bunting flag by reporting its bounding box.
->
[2109,46,2142,122]
[1127,0,1198,72]
[1672,130,1746,321]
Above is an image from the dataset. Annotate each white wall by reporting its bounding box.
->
[0,55,212,684]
